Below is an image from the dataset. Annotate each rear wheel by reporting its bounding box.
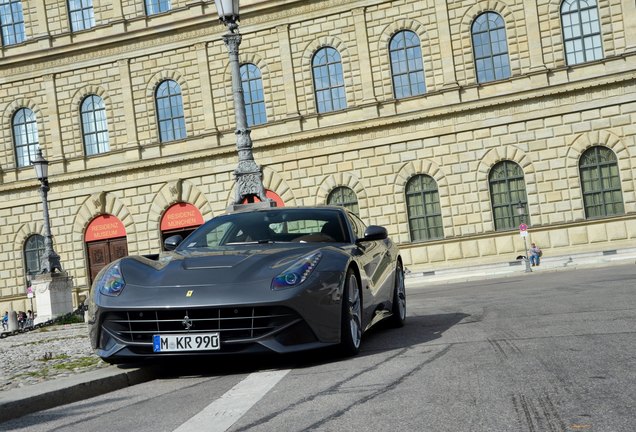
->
[389,263,406,327]
[339,268,362,356]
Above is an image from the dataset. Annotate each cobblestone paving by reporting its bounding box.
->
[0,323,109,391]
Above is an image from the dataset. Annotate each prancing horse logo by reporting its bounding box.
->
[182,315,193,330]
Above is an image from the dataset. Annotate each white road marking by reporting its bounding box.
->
[173,369,291,432]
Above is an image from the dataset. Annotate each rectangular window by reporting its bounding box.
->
[0,0,25,45]
[69,0,95,32]
[145,0,171,16]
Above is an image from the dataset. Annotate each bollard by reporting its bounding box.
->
[7,310,19,331]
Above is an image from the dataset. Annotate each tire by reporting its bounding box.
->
[389,263,406,328]
[339,268,362,357]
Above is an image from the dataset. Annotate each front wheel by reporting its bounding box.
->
[339,268,362,357]
[389,263,406,327]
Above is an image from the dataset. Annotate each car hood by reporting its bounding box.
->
[118,244,339,288]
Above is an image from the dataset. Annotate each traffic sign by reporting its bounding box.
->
[519,223,528,231]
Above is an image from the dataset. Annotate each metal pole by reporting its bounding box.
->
[522,235,532,273]
[222,24,269,205]
[38,180,62,273]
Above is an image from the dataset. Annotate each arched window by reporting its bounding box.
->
[312,47,346,113]
[13,108,39,168]
[155,80,186,143]
[489,161,528,231]
[68,0,95,32]
[327,186,359,215]
[0,0,25,45]
[579,146,624,218]
[240,63,267,127]
[145,0,170,15]
[24,234,45,277]
[389,30,426,99]
[561,0,603,65]
[405,175,443,241]
[81,95,110,156]
[472,12,511,83]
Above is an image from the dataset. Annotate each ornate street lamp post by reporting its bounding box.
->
[516,201,532,273]
[31,149,62,274]
[215,0,271,206]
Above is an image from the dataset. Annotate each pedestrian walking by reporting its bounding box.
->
[1,311,7,331]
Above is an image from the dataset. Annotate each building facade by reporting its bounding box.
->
[1,0,635,312]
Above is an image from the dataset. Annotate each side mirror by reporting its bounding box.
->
[357,225,388,242]
[164,235,183,251]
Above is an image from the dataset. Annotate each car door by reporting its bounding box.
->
[347,213,394,319]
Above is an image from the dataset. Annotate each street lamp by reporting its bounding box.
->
[516,201,532,273]
[215,0,271,206]
[31,149,62,274]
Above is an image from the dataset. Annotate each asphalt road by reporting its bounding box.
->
[2,264,634,432]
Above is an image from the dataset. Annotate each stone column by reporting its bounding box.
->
[32,272,74,324]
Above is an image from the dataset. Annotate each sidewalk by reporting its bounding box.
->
[404,247,636,286]
[1,247,635,424]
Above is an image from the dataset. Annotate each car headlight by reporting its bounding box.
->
[272,252,322,289]
[97,263,126,296]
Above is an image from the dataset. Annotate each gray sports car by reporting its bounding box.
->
[87,206,406,363]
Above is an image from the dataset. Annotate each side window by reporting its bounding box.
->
[405,174,443,241]
[68,0,95,32]
[327,186,359,215]
[13,108,39,168]
[472,12,511,83]
[389,30,426,98]
[0,0,25,45]
[81,95,110,156]
[579,146,624,218]
[312,47,347,113]
[561,0,603,65]
[240,63,267,127]
[155,80,186,143]
[489,161,528,231]
[24,234,45,277]
[145,0,170,15]
[347,213,367,239]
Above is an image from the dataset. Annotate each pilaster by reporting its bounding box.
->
[523,1,547,71]
[276,24,300,117]
[434,1,458,88]
[117,59,140,153]
[352,7,376,102]
[196,42,218,134]
[43,74,63,163]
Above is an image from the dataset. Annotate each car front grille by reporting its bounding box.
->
[101,306,301,346]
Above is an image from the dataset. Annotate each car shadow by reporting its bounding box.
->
[141,312,469,378]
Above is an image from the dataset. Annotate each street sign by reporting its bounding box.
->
[519,223,528,237]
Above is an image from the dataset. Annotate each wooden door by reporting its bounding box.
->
[87,237,128,284]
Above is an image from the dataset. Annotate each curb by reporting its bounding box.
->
[0,366,157,423]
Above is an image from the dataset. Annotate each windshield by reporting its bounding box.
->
[177,209,348,250]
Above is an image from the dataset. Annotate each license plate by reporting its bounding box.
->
[153,333,220,352]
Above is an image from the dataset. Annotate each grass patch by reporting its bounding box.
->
[39,353,70,362]
[51,356,100,370]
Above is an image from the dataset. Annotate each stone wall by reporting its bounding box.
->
[1,0,635,312]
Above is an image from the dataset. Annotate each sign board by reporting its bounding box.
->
[85,215,126,242]
[160,203,204,231]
